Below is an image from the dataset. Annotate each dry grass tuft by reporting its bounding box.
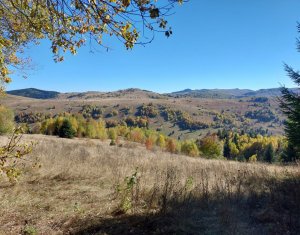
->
[0,134,299,234]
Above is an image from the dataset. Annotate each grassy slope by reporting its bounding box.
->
[2,93,285,140]
[0,135,299,234]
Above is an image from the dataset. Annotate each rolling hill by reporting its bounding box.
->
[7,87,298,100]
[2,87,288,139]
[7,88,60,99]
[167,88,298,99]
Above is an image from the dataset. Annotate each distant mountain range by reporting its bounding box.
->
[168,88,298,99]
[7,88,60,99]
[6,87,298,100]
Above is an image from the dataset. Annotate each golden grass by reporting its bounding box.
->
[0,134,299,234]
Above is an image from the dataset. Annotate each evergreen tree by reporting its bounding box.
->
[233,133,239,147]
[223,136,231,159]
[281,143,298,162]
[279,39,300,160]
[264,143,275,163]
[59,119,76,139]
[217,129,222,138]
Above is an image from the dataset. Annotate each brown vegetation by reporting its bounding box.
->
[2,90,285,141]
[0,135,299,234]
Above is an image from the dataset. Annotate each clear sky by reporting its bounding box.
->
[7,0,300,93]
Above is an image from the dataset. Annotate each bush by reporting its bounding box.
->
[130,128,145,143]
[136,104,158,118]
[197,134,223,159]
[264,143,275,163]
[108,128,117,141]
[165,138,178,154]
[58,119,76,138]
[156,134,166,148]
[0,106,14,134]
[181,141,199,157]
[249,154,257,162]
[145,138,154,150]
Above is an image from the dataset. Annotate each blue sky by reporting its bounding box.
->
[7,0,300,93]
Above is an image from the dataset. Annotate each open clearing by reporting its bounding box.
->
[0,135,299,234]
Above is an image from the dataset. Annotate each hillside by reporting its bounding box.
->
[2,87,286,139]
[7,88,60,99]
[167,88,298,98]
[0,134,299,234]
[59,88,165,100]
[7,87,298,100]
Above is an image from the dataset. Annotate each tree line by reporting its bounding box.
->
[0,105,289,163]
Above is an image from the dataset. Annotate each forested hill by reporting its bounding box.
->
[167,88,298,99]
[7,88,60,99]
[7,87,298,100]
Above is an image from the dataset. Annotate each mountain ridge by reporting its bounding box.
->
[6,87,298,100]
[7,88,60,99]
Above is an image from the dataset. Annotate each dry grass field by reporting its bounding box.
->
[0,134,299,234]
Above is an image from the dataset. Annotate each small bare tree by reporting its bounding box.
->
[0,127,36,182]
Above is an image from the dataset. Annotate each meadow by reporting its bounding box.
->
[0,134,299,234]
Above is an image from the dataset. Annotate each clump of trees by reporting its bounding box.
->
[218,129,285,162]
[81,105,104,119]
[251,97,269,103]
[245,109,277,122]
[124,116,149,128]
[25,112,287,163]
[181,141,199,157]
[15,112,51,124]
[136,104,158,118]
[196,134,223,159]
[161,108,209,131]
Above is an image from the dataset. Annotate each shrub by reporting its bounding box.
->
[145,137,154,150]
[94,119,108,140]
[197,134,223,159]
[249,154,257,162]
[108,128,117,141]
[165,138,178,154]
[136,104,158,118]
[264,143,275,163]
[85,120,98,138]
[31,122,42,134]
[106,120,119,128]
[156,134,166,148]
[181,141,199,157]
[41,118,55,135]
[0,129,35,182]
[81,105,103,119]
[120,106,132,115]
[125,116,136,127]
[128,128,145,143]
[53,116,64,135]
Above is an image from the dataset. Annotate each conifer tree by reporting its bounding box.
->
[279,23,300,160]
[59,119,76,139]
[264,143,275,163]
[223,136,231,159]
